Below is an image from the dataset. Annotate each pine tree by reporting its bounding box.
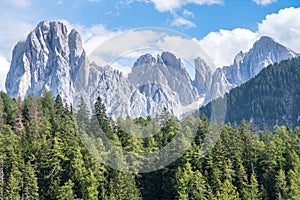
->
[192,170,211,200]
[0,97,5,125]
[236,164,249,199]
[0,92,18,126]
[86,169,99,200]
[22,161,39,200]
[288,152,300,200]
[5,165,21,200]
[41,89,55,121]
[13,97,24,135]
[245,173,261,200]
[176,162,193,200]
[57,180,76,200]
[44,136,68,198]
[108,171,141,200]
[216,163,240,200]
[76,97,90,134]
[94,97,110,134]
[275,169,288,200]
[216,179,240,200]
[0,155,4,200]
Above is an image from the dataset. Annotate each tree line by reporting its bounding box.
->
[200,57,300,130]
[0,90,299,199]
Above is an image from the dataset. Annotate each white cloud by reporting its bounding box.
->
[0,2,34,58]
[131,0,223,28]
[58,19,119,55]
[198,7,300,68]
[156,35,214,68]
[0,19,33,58]
[0,1,34,89]
[199,28,258,67]
[89,29,162,66]
[110,62,132,77]
[0,55,10,92]
[183,9,194,18]
[143,0,182,12]
[132,0,223,12]
[3,0,30,7]
[89,28,215,73]
[253,0,277,6]
[186,0,223,5]
[171,17,196,28]
[257,7,300,53]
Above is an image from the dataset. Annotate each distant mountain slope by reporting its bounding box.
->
[200,57,300,130]
[5,20,299,119]
[207,36,299,102]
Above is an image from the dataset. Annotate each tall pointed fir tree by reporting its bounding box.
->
[22,161,39,200]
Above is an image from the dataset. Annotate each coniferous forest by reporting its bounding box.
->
[0,89,299,200]
[201,57,300,130]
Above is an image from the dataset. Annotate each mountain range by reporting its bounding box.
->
[5,21,299,119]
[200,57,300,130]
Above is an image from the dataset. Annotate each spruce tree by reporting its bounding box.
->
[275,169,288,200]
[22,161,39,200]
[288,152,300,200]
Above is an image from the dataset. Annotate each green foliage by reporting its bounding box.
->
[57,180,76,200]
[22,161,39,200]
[0,92,298,199]
[288,152,300,200]
[216,179,240,200]
[275,169,288,200]
[200,57,300,130]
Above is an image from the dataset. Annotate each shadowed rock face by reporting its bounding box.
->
[6,21,299,119]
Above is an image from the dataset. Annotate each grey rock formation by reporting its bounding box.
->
[207,36,299,101]
[5,21,88,103]
[5,21,299,119]
[193,57,212,96]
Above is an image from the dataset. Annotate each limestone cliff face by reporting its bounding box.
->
[5,21,88,103]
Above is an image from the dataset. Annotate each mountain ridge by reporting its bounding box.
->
[206,35,299,102]
[5,21,299,119]
[200,56,300,130]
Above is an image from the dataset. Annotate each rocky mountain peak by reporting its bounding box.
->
[133,52,185,70]
[241,36,298,79]
[193,57,212,96]
[6,21,300,120]
[160,52,183,71]
[255,35,275,44]
[5,21,88,103]
[207,35,299,103]
[251,36,292,56]
[233,51,245,65]
[133,53,156,68]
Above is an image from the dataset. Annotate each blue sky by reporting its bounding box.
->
[0,0,300,90]
[4,0,299,38]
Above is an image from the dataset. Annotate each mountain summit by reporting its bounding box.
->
[5,21,89,103]
[5,21,299,118]
[208,35,299,101]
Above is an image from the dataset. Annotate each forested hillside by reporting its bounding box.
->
[200,57,300,130]
[0,91,299,199]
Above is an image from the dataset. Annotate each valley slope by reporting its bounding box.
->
[200,57,300,130]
